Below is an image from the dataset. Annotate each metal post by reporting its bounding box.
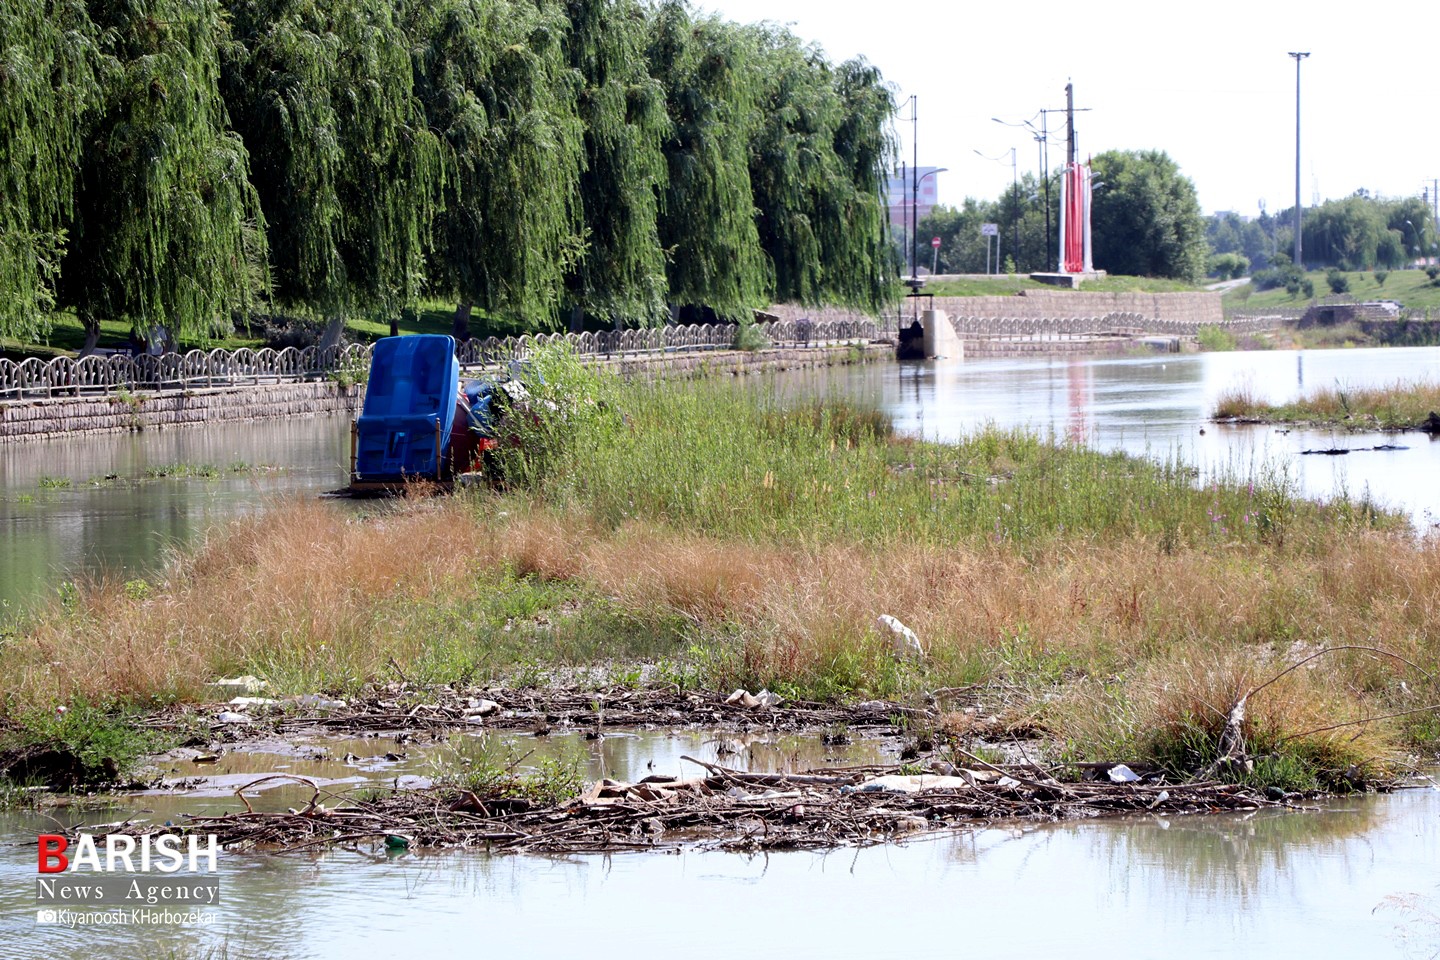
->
[911,95,918,282]
[1010,148,1018,272]
[1289,52,1310,270]
[1040,112,1051,272]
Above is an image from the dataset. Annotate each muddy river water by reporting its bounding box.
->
[4,345,1440,956]
[2,726,1439,958]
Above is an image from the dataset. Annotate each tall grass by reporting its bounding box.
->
[1214,378,1440,427]
[5,354,1435,786]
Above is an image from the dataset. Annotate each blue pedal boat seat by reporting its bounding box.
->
[354,335,460,481]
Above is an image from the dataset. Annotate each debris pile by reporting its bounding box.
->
[97,758,1292,856]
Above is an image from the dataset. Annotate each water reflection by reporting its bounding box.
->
[4,788,1436,959]
[817,347,1440,526]
[0,417,350,609]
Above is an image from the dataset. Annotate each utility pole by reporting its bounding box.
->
[1065,82,1077,167]
[910,95,918,283]
[1289,51,1310,270]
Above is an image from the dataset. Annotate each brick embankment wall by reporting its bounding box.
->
[600,343,890,379]
[766,292,1223,327]
[0,344,886,440]
[933,291,1222,325]
[0,381,365,441]
[962,337,1176,358]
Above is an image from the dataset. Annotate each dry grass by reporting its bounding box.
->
[8,497,1438,776]
[1214,378,1440,428]
[8,361,1438,786]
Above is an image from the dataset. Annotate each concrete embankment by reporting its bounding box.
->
[0,344,889,440]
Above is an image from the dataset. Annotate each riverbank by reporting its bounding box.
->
[5,354,1436,837]
[1214,378,1440,431]
[0,343,889,440]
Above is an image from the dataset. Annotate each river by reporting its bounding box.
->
[3,345,1439,957]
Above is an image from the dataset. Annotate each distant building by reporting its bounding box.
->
[887,167,942,228]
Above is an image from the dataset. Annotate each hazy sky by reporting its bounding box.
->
[699,0,1438,216]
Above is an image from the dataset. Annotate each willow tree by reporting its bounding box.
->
[223,0,445,343]
[646,2,766,319]
[824,56,895,312]
[562,0,668,329]
[404,0,584,337]
[0,0,100,342]
[744,29,840,307]
[56,0,263,353]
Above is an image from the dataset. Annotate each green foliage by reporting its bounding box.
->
[1297,192,1431,271]
[223,0,443,319]
[729,319,769,351]
[746,28,894,312]
[1207,251,1250,280]
[0,700,170,789]
[487,343,624,491]
[1326,268,1350,294]
[435,734,585,806]
[1196,325,1237,351]
[491,365,1393,551]
[1,0,899,344]
[647,3,768,318]
[406,0,584,325]
[1206,210,1275,272]
[918,171,1055,276]
[1374,269,1388,287]
[562,0,669,325]
[0,0,101,340]
[1089,149,1207,282]
[61,0,266,343]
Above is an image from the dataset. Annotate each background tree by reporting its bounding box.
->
[1089,149,1206,282]
[61,0,265,353]
[223,0,444,345]
[561,0,668,329]
[647,3,767,319]
[406,0,585,337]
[826,57,895,311]
[745,30,894,312]
[0,0,100,342]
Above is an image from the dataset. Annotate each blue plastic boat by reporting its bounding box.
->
[351,335,460,486]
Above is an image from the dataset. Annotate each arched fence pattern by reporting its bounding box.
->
[0,319,879,400]
[951,312,1280,341]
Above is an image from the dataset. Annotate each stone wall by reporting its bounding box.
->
[933,291,1222,325]
[0,381,365,441]
[766,291,1223,327]
[0,344,887,441]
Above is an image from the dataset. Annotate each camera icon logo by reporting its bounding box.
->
[36,910,57,924]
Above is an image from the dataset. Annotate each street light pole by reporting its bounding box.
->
[975,148,1019,271]
[1289,51,1310,271]
[914,167,946,275]
[910,95,919,282]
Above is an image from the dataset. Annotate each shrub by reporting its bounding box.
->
[1373,269,1389,287]
[731,321,770,352]
[1301,278,1315,298]
[1326,268,1349,294]
[1197,325,1237,351]
[1208,252,1250,280]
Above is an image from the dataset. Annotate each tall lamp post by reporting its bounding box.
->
[1289,51,1310,271]
[995,115,1051,271]
[975,148,1018,272]
[912,167,946,278]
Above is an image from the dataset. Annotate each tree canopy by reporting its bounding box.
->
[1088,149,1206,283]
[0,0,899,346]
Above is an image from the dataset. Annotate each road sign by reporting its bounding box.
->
[981,223,999,237]
[930,236,941,248]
